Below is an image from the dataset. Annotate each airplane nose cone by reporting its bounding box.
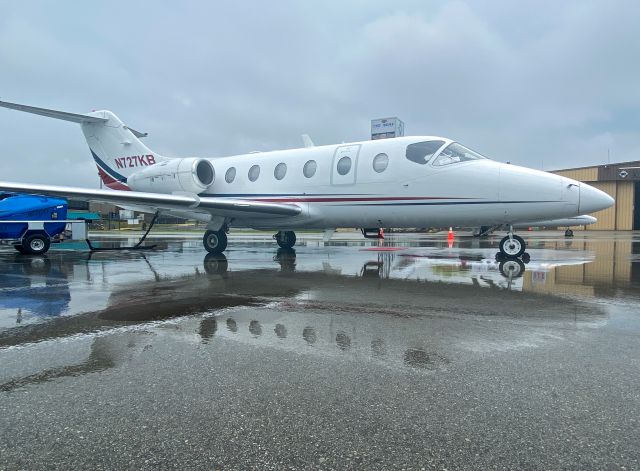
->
[579,183,614,214]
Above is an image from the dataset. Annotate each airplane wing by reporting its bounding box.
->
[0,182,302,219]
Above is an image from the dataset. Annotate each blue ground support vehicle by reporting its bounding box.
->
[0,193,68,254]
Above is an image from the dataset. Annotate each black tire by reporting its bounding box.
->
[203,253,228,274]
[276,231,296,249]
[22,233,51,255]
[565,229,574,237]
[499,258,525,279]
[499,234,525,258]
[203,230,228,254]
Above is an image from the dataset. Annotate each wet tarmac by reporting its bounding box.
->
[1,231,640,469]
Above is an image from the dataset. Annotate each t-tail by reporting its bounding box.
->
[0,100,168,190]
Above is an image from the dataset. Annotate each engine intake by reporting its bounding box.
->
[128,158,215,194]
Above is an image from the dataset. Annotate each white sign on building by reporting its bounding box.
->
[371,117,405,140]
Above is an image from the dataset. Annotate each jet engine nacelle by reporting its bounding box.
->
[127,158,215,194]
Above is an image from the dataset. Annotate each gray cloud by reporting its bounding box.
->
[1,0,639,186]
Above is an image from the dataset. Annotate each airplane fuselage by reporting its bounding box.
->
[199,136,598,230]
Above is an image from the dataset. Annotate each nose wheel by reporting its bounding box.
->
[499,233,526,258]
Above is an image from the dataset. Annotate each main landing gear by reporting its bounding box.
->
[203,229,297,253]
[203,229,228,254]
[274,231,296,249]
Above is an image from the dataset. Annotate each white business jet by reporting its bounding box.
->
[0,100,614,257]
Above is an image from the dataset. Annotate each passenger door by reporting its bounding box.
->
[331,144,360,185]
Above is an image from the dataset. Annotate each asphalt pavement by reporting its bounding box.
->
[1,231,639,470]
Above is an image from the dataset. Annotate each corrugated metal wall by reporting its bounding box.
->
[615,181,635,230]
[554,167,598,181]
[588,182,617,230]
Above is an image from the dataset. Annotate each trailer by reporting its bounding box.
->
[0,193,86,254]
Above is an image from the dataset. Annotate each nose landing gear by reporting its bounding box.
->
[496,225,529,279]
[498,231,526,258]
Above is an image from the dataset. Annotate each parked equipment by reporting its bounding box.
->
[0,193,69,254]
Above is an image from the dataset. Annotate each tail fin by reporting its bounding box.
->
[0,100,168,190]
[81,110,168,190]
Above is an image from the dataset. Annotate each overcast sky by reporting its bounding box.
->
[1,0,639,186]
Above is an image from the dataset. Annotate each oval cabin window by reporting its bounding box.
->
[274,162,287,180]
[248,165,260,182]
[372,153,389,173]
[303,160,317,178]
[225,167,236,183]
[337,156,352,176]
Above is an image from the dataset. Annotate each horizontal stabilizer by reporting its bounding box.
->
[0,100,107,124]
[124,126,148,138]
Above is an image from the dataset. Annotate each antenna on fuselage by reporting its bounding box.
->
[301,134,315,148]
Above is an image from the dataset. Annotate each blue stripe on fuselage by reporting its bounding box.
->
[330,200,558,206]
[199,193,371,197]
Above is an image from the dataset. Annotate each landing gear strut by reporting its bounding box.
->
[498,226,526,258]
[274,231,296,249]
[203,229,228,254]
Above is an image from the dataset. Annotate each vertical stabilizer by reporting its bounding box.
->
[81,110,167,190]
[0,101,168,190]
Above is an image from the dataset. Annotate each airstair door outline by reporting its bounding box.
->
[331,144,361,185]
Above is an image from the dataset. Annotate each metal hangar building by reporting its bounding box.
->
[552,161,640,230]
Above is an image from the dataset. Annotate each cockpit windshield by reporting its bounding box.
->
[432,143,488,166]
[405,140,446,165]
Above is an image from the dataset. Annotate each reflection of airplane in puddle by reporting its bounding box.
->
[389,248,594,291]
[0,246,608,391]
[272,246,595,291]
[0,280,606,392]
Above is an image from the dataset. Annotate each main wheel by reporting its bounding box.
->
[22,233,51,255]
[565,229,574,237]
[499,234,525,258]
[275,231,296,249]
[203,230,228,254]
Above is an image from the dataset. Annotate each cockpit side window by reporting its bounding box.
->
[433,142,487,166]
[405,140,446,165]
